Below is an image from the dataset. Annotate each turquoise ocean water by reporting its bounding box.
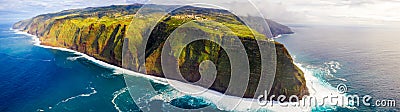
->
[1,22,399,111]
[275,25,399,111]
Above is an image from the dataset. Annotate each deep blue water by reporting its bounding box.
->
[0,23,217,112]
[276,25,400,111]
[0,23,137,111]
[1,22,399,112]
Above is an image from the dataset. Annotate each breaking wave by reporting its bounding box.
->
[13,28,349,111]
[112,87,129,112]
[66,56,84,61]
[55,85,97,106]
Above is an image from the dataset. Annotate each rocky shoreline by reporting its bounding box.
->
[13,4,308,100]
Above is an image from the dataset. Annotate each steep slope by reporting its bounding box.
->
[266,19,294,37]
[13,4,308,100]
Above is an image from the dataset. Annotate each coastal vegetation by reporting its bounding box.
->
[13,4,307,100]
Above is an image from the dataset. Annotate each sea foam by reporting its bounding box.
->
[12,28,346,111]
[112,87,129,112]
[54,85,97,107]
[66,56,84,61]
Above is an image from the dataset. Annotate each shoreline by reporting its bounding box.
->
[12,28,342,111]
[11,29,170,85]
[273,34,282,39]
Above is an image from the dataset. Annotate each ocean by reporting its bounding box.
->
[0,23,217,112]
[0,22,399,112]
[0,23,137,111]
[275,25,400,111]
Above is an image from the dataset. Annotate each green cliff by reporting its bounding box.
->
[13,4,308,100]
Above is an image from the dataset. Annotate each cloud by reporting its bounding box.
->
[0,0,139,22]
[255,0,400,25]
[0,0,399,26]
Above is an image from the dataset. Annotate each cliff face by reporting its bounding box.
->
[266,19,294,37]
[13,4,308,100]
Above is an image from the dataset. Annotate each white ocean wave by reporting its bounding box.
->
[322,61,346,81]
[295,62,345,101]
[272,34,292,39]
[298,60,346,82]
[11,29,172,84]
[13,28,348,111]
[11,29,41,45]
[273,34,283,39]
[66,56,84,61]
[53,84,97,109]
[149,87,185,103]
[324,61,342,73]
[112,87,129,112]
[161,77,318,111]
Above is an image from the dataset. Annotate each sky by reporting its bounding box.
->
[0,0,399,26]
[259,0,400,26]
